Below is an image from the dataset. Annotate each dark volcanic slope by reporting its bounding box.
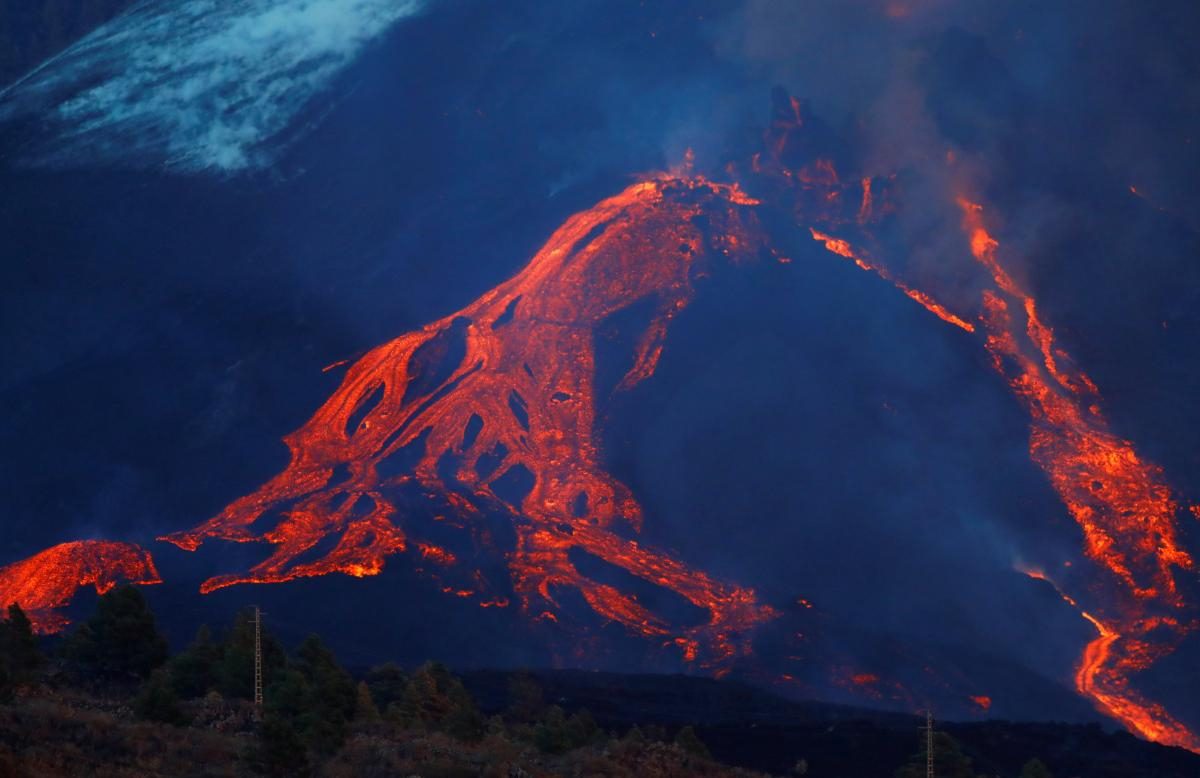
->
[462,669,1200,778]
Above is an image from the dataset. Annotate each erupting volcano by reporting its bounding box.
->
[3,77,1198,756]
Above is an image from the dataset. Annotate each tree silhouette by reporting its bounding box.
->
[364,662,407,713]
[895,731,975,778]
[293,634,356,754]
[135,668,186,725]
[168,624,219,698]
[354,680,380,722]
[394,661,483,741]
[257,712,311,777]
[61,585,167,680]
[1020,757,1054,778]
[0,603,44,689]
[215,608,286,699]
[675,725,712,759]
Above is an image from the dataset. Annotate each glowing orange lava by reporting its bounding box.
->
[969,695,992,711]
[163,175,777,666]
[0,541,161,633]
[960,195,1199,751]
[808,228,975,332]
[1017,566,1197,750]
[21,88,1183,748]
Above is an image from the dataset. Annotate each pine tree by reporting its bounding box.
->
[675,725,712,760]
[168,624,219,698]
[265,668,310,718]
[565,708,601,749]
[293,634,356,754]
[895,731,975,778]
[506,671,545,722]
[0,657,11,702]
[257,713,311,777]
[355,680,381,722]
[364,662,407,712]
[534,705,572,754]
[1020,757,1054,778]
[215,609,285,699]
[394,661,483,741]
[1,603,44,685]
[135,668,187,725]
[61,586,167,680]
[623,725,647,744]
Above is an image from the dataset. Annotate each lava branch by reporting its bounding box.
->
[0,540,161,633]
[958,198,1193,599]
[792,155,1199,748]
[808,227,975,332]
[969,240,1197,749]
[162,175,777,665]
[1018,566,1199,750]
[958,198,1196,751]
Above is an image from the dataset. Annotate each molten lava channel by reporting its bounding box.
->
[163,175,777,666]
[957,200,1199,752]
[803,164,1200,749]
[2,93,1195,753]
[751,91,1198,747]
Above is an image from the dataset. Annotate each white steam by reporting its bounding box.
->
[0,0,423,173]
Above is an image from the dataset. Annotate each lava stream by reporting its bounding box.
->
[1018,566,1198,750]
[163,174,777,665]
[808,227,975,332]
[797,170,1199,749]
[0,541,161,633]
[960,198,1198,751]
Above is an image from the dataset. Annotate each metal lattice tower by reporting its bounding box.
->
[253,606,263,712]
[924,709,935,778]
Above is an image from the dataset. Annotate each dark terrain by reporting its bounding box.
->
[463,669,1200,778]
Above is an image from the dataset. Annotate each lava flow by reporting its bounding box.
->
[0,540,161,633]
[1018,565,1198,750]
[755,77,1199,745]
[808,227,975,332]
[163,174,777,665]
[803,194,1199,749]
[961,199,1199,751]
[1,88,1176,748]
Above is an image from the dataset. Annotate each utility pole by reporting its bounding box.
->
[253,606,264,715]
[924,709,935,778]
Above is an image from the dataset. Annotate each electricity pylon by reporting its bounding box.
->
[254,606,264,714]
[924,709,935,778]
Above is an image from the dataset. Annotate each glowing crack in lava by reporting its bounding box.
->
[164,175,777,665]
[0,541,161,633]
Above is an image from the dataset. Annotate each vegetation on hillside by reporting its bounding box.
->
[0,586,771,777]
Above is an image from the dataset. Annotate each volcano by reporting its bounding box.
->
[3,0,1200,764]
